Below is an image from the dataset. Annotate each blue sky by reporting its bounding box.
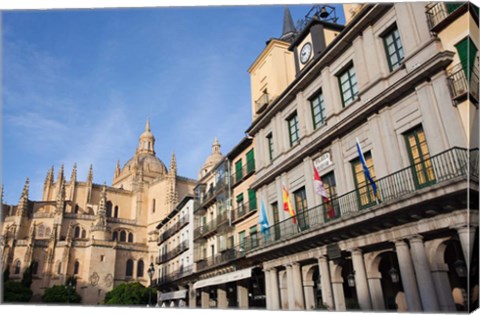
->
[2,4,345,204]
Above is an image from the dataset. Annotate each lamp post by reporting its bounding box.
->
[147,263,155,307]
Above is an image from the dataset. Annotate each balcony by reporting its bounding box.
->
[255,92,270,114]
[447,63,479,105]
[215,211,232,233]
[157,240,190,264]
[425,2,467,33]
[193,218,217,241]
[231,161,256,188]
[246,147,475,253]
[196,247,245,272]
[231,201,257,223]
[158,214,190,244]
[157,265,194,285]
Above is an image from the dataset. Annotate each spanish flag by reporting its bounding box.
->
[282,184,297,224]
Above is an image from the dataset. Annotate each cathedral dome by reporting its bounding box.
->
[199,137,223,178]
[121,153,167,176]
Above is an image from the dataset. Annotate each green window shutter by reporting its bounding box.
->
[248,189,257,211]
[246,149,255,173]
[455,37,478,80]
[235,160,243,182]
[446,3,462,13]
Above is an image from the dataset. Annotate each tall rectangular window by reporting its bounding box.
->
[248,189,257,211]
[322,172,339,221]
[338,65,358,107]
[404,126,436,188]
[236,193,245,216]
[383,26,404,71]
[238,230,246,251]
[287,112,300,147]
[235,160,243,183]
[246,149,255,174]
[293,187,309,231]
[310,91,326,129]
[352,152,377,208]
[249,225,258,249]
[272,202,280,240]
[267,133,274,161]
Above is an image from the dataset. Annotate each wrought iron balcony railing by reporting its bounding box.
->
[447,63,479,104]
[158,214,190,244]
[243,147,475,252]
[231,201,257,223]
[157,240,190,264]
[231,161,256,187]
[196,247,245,272]
[425,2,464,31]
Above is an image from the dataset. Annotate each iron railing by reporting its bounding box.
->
[425,2,463,30]
[231,161,256,187]
[158,214,190,244]
[196,247,245,271]
[241,147,473,251]
[447,63,479,103]
[157,240,190,264]
[193,211,231,240]
[231,201,257,222]
[157,265,193,285]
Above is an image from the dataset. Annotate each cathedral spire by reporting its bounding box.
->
[87,164,93,183]
[137,118,155,155]
[145,118,151,132]
[169,152,177,177]
[91,183,109,234]
[70,163,77,183]
[280,6,297,43]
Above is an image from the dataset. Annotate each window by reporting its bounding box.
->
[81,229,86,239]
[235,160,243,183]
[106,201,113,217]
[267,133,274,161]
[137,260,144,277]
[74,204,79,214]
[128,233,134,243]
[120,231,127,242]
[404,126,436,188]
[239,231,246,251]
[45,227,51,237]
[74,261,80,275]
[287,112,300,146]
[352,151,377,208]
[112,231,118,241]
[271,202,280,240]
[338,65,358,107]
[248,189,257,211]
[383,26,404,71]
[236,193,245,216]
[14,260,21,274]
[246,149,255,174]
[74,226,81,238]
[38,225,45,238]
[126,259,134,277]
[152,199,156,214]
[57,262,62,274]
[321,172,339,221]
[310,91,327,129]
[100,255,105,262]
[114,206,119,218]
[294,187,309,231]
[250,226,258,249]
[32,261,39,275]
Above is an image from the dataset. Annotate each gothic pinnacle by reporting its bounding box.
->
[87,164,93,183]
[57,164,65,183]
[169,152,177,175]
[22,177,30,198]
[70,163,77,183]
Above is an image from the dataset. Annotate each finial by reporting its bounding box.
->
[115,160,121,178]
[212,137,221,154]
[87,164,93,183]
[145,118,151,132]
[70,163,77,182]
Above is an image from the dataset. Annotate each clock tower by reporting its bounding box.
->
[289,5,345,74]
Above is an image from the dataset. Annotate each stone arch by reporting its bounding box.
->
[425,237,451,271]
[365,249,392,278]
[329,261,343,283]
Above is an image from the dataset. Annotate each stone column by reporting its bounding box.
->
[270,267,281,310]
[318,256,334,309]
[285,264,295,310]
[329,260,346,311]
[201,289,209,308]
[188,283,196,308]
[217,285,227,309]
[395,240,422,311]
[431,268,456,312]
[303,274,315,310]
[456,225,477,265]
[291,262,306,310]
[409,235,440,312]
[237,280,249,309]
[351,249,372,310]
[279,270,288,310]
[264,269,272,310]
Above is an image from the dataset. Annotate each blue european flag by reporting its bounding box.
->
[356,138,378,200]
[259,200,270,239]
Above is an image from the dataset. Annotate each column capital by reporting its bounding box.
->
[317,255,329,262]
[394,239,409,247]
[349,248,363,255]
[453,224,478,232]
[408,235,424,243]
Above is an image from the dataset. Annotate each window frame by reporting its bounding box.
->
[287,111,300,147]
[337,64,359,107]
[382,24,405,72]
[310,90,327,129]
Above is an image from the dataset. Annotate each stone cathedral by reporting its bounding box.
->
[1,120,196,304]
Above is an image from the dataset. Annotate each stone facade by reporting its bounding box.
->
[1,120,195,304]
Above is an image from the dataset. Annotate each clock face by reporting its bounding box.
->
[300,42,312,64]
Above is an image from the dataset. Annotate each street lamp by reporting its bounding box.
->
[147,263,155,307]
[347,271,356,287]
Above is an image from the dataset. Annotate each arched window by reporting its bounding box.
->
[106,201,113,217]
[81,229,86,239]
[74,226,80,238]
[38,225,45,238]
[120,231,126,242]
[152,199,156,213]
[112,231,118,241]
[74,261,80,275]
[57,262,62,274]
[45,227,51,237]
[14,260,21,274]
[114,206,119,218]
[128,233,134,243]
[74,204,79,214]
[126,259,134,277]
[137,260,144,277]
[32,261,39,275]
